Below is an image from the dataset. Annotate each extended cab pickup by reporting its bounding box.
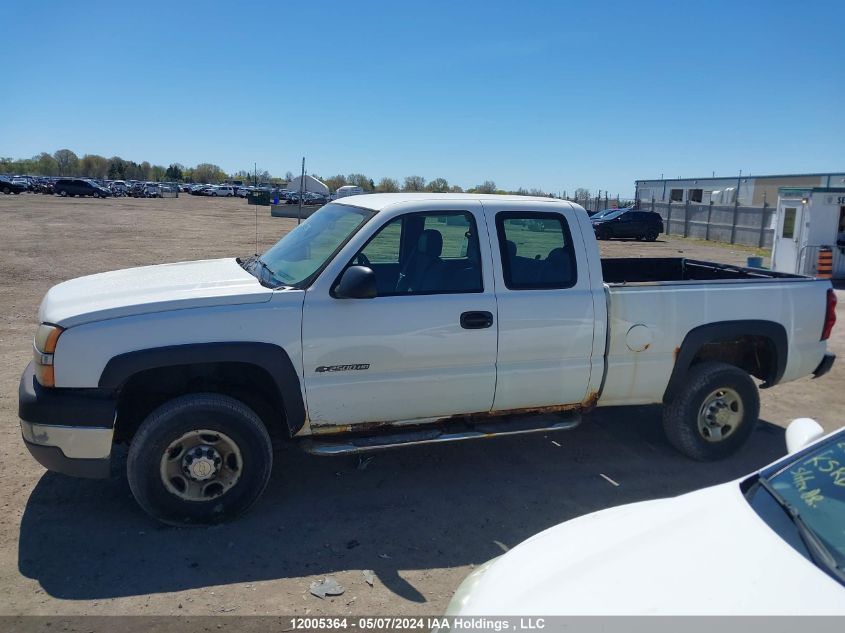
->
[19,193,837,524]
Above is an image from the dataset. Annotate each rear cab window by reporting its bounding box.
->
[496,212,578,289]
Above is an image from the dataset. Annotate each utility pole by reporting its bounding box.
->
[297,156,305,225]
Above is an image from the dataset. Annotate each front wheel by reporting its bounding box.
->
[1,186,10,194]
[127,393,273,526]
[662,361,759,460]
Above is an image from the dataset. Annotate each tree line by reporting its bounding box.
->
[1,148,577,198]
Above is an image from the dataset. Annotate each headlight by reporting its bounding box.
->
[33,324,63,387]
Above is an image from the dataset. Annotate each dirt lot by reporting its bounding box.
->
[1,193,843,616]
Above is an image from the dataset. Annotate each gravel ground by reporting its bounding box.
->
[1,193,842,616]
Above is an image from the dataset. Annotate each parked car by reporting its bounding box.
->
[53,178,111,198]
[0,178,27,194]
[143,183,161,198]
[18,194,836,525]
[444,417,845,615]
[129,182,146,197]
[109,180,128,195]
[209,185,234,197]
[592,209,663,241]
[237,186,252,198]
[303,192,327,205]
[11,177,32,191]
[179,183,193,193]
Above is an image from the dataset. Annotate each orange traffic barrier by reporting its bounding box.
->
[817,247,833,279]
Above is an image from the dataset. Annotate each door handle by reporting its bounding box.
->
[460,311,494,329]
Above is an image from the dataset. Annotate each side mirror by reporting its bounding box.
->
[785,417,825,454]
[334,265,377,299]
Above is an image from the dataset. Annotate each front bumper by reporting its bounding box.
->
[18,362,116,479]
[813,352,836,379]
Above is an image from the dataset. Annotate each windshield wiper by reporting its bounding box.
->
[756,476,845,583]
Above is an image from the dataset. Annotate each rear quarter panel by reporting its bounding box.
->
[600,279,830,406]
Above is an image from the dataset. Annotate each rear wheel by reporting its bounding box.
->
[662,361,759,460]
[645,228,659,241]
[2,186,10,194]
[58,189,68,197]
[127,393,273,526]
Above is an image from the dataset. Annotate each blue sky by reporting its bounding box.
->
[2,0,843,196]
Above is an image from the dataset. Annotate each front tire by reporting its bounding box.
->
[2,186,10,194]
[127,393,273,526]
[662,361,759,460]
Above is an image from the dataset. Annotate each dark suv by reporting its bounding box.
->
[591,209,663,241]
[54,179,111,198]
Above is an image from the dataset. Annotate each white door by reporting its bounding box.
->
[481,201,596,410]
[302,202,498,427]
[773,202,803,274]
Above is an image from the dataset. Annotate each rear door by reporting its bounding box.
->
[482,201,596,410]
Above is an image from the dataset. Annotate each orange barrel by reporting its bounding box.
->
[817,247,833,278]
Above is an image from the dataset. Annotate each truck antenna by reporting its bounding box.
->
[254,162,259,256]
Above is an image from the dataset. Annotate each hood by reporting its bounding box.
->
[456,483,845,615]
[40,258,272,327]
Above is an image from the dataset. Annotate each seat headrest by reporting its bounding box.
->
[547,247,567,261]
[506,240,517,258]
[418,229,443,257]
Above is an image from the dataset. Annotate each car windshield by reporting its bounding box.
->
[257,202,373,287]
[764,431,845,573]
[598,209,625,221]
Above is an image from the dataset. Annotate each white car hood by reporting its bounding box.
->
[40,258,272,327]
[457,482,845,615]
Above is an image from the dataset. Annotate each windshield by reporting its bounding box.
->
[257,202,373,287]
[597,209,625,221]
[766,433,845,568]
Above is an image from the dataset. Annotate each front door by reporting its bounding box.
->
[301,202,498,428]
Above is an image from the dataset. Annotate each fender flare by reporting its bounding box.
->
[99,342,306,436]
[663,320,787,403]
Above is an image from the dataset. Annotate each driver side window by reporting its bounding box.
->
[352,211,483,296]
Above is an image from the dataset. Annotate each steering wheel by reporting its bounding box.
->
[355,252,371,267]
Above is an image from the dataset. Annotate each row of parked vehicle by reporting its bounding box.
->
[0,175,177,198]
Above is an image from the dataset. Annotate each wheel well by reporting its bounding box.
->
[689,335,777,384]
[113,362,288,445]
[664,321,787,404]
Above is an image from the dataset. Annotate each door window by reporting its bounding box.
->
[353,211,483,296]
[782,208,797,239]
[496,212,577,289]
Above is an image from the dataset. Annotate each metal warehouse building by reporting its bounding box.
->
[636,172,845,207]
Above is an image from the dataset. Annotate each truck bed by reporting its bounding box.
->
[601,257,807,285]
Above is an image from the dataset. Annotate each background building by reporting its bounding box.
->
[636,172,845,207]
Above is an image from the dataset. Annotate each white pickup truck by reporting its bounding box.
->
[19,193,837,525]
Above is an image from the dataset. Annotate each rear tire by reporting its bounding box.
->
[58,189,67,197]
[662,361,759,461]
[2,186,10,194]
[645,228,659,241]
[127,393,273,526]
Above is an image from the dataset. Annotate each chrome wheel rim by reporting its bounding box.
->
[159,429,242,501]
[697,388,743,442]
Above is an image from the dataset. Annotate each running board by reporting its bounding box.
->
[302,413,581,456]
